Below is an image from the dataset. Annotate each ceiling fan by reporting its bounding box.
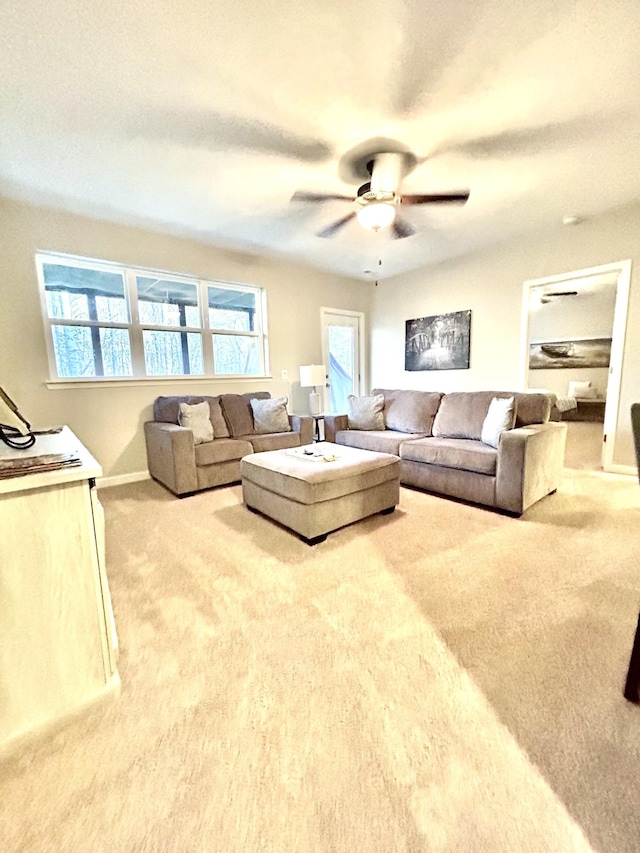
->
[291,151,469,239]
[540,290,579,303]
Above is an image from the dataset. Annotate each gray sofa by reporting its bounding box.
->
[324,389,567,515]
[145,392,313,496]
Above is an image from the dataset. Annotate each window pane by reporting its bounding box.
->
[328,325,355,412]
[137,277,199,327]
[43,264,127,322]
[143,330,204,376]
[212,334,260,375]
[51,324,133,378]
[99,328,133,376]
[95,294,128,323]
[188,331,203,372]
[51,325,96,377]
[208,286,255,331]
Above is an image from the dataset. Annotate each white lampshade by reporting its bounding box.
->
[299,364,326,388]
[356,201,396,231]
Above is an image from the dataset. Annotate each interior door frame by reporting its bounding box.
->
[320,307,366,412]
[519,259,632,474]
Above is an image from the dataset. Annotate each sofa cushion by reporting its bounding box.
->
[153,395,230,438]
[251,396,291,434]
[371,388,443,434]
[513,392,552,426]
[431,390,550,431]
[336,429,423,455]
[432,392,492,440]
[347,394,385,430]
[194,437,253,467]
[220,392,270,437]
[155,395,204,424]
[178,401,214,444]
[243,432,301,452]
[432,391,536,440]
[481,396,516,448]
[400,437,498,476]
[207,397,230,438]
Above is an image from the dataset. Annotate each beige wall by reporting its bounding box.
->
[0,197,371,478]
[371,201,640,468]
[5,195,638,474]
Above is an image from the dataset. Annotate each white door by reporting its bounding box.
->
[321,308,364,413]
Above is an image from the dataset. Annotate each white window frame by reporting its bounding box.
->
[35,252,269,384]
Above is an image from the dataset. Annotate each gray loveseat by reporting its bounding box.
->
[145,392,313,496]
[324,389,567,515]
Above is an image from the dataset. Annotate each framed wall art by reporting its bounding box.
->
[405,310,471,371]
[529,337,612,369]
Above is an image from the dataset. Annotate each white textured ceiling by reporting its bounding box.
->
[2,0,640,280]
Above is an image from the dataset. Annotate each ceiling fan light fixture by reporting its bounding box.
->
[356,201,396,231]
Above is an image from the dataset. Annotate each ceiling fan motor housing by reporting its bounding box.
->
[356,181,396,208]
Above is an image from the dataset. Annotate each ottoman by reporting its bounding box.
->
[241,442,400,544]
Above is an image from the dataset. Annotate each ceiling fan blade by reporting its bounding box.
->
[291,191,354,204]
[430,115,606,161]
[392,218,416,240]
[128,109,332,162]
[401,192,470,205]
[317,212,356,239]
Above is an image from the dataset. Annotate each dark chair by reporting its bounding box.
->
[633,403,640,484]
[623,403,640,702]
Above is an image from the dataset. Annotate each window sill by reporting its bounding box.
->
[46,376,273,390]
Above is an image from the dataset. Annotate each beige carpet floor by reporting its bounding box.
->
[1,467,639,852]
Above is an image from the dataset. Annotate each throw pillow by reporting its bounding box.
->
[568,380,596,399]
[250,396,291,434]
[481,396,516,448]
[347,394,385,431]
[178,401,214,445]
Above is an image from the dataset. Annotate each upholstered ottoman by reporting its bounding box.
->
[241,442,400,544]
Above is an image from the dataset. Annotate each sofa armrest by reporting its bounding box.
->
[496,422,567,515]
[324,414,348,443]
[144,421,198,496]
[289,415,314,445]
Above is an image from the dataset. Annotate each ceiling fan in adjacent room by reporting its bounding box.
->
[539,290,579,304]
[291,151,470,239]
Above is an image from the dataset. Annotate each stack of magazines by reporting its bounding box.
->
[0,452,82,479]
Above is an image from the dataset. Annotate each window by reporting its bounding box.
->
[36,253,267,380]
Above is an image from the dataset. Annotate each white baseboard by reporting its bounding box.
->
[606,464,637,477]
[97,471,151,489]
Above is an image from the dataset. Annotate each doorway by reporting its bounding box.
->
[320,308,365,414]
[520,260,631,473]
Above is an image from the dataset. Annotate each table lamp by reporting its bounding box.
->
[299,364,325,415]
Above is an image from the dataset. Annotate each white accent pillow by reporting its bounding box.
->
[250,396,291,434]
[347,394,385,431]
[481,396,516,448]
[178,401,214,444]
[568,380,597,399]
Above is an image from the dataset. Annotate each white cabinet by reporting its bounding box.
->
[0,428,119,756]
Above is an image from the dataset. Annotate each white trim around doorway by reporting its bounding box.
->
[520,260,631,473]
[320,307,366,412]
